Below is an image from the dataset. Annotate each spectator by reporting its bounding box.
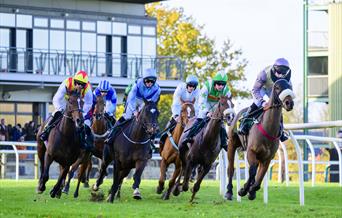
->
[24,121,36,160]
[0,118,8,141]
[12,124,23,142]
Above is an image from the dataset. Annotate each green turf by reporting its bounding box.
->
[0,179,341,218]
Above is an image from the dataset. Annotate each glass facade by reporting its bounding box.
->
[0,11,157,78]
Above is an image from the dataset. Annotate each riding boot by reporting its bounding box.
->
[39,111,63,141]
[238,103,259,135]
[183,118,204,144]
[279,116,289,142]
[220,124,228,151]
[159,117,177,148]
[82,125,94,151]
[105,116,126,145]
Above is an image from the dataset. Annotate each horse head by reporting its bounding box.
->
[211,96,230,121]
[94,95,105,120]
[272,79,295,112]
[140,99,160,136]
[180,99,196,126]
[223,96,235,126]
[65,91,83,129]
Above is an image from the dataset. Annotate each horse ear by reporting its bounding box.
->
[143,98,148,105]
[191,98,195,104]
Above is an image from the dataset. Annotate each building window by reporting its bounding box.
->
[0,13,15,27]
[113,22,127,36]
[67,20,80,30]
[308,56,328,75]
[34,18,48,27]
[143,26,155,36]
[97,21,111,34]
[128,25,141,35]
[82,21,96,32]
[16,14,32,28]
[50,19,64,29]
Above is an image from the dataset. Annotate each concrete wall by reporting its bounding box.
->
[0,0,145,16]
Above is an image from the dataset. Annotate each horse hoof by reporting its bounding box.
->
[92,184,99,192]
[182,185,189,192]
[74,192,79,198]
[133,188,142,200]
[238,188,248,197]
[172,188,180,196]
[248,192,256,200]
[106,194,114,203]
[62,189,69,194]
[156,186,164,194]
[225,192,233,201]
[83,182,90,188]
[161,192,170,200]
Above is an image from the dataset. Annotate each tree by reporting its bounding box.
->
[146,3,248,98]
[146,3,249,128]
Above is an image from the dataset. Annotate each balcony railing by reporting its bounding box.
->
[0,47,185,80]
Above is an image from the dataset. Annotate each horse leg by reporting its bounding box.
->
[238,151,258,197]
[190,164,211,203]
[163,159,181,200]
[157,158,167,194]
[84,159,92,188]
[62,154,83,194]
[108,160,120,203]
[37,152,53,194]
[182,160,194,192]
[93,145,112,191]
[50,165,69,198]
[74,153,92,198]
[248,159,271,200]
[225,138,238,200]
[132,160,148,200]
[116,168,131,199]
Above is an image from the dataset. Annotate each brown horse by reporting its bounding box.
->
[36,92,83,198]
[156,101,195,200]
[225,79,294,201]
[177,96,234,202]
[93,99,159,202]
[62,94,109,198]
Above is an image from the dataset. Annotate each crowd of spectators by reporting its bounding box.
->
[0,118,38,143]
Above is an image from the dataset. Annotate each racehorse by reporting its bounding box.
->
[93,99,159,202]
[177,96,234,202]
[225,79,294,201]
[62,94,110,198]
[156,101,195,200]
[36,92,83,198]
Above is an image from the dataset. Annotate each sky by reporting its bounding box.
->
[164,0,304,109]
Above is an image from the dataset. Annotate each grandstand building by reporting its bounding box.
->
[0,0,182,125]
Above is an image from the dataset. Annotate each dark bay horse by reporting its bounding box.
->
[93,99,159,202]
[36,92,83,198]
[225,79,294,201]
[178,96,234,202]
[156,101,195,200]
[63,94,109,198]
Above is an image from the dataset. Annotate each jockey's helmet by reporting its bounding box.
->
[213,70,228,86]
[186,75,199,88]
[98,80,110,93]
[74,70,89,86]
[271,58,291,82]
[143,68,157,85]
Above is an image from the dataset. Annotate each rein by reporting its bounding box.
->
[122,130,151,145]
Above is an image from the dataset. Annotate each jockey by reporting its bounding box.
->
[93,79,117,126]
[106,68,161,146]
[238,58,292,142]
[183,70,232,151]
[39,70,94,150]
[159,74,200,147]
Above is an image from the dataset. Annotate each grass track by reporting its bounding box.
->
[0,179,341,218]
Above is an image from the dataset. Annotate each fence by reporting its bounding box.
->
[0,141,162,181]
[218,120,342,206]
